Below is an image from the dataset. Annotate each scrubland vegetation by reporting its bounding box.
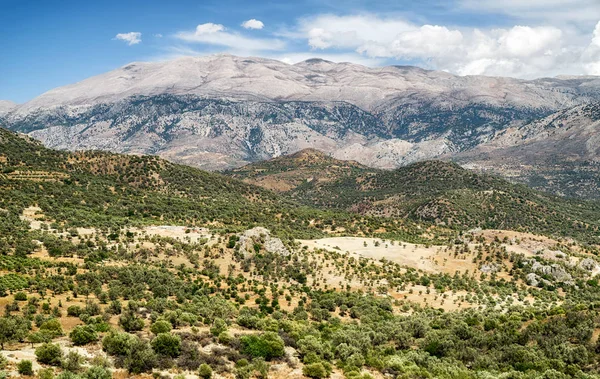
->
[2,128,600,378]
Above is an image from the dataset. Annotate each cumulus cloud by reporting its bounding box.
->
[115,32,142,46]
[299,14,413,50]
[241,19,264,30]
[459,0,600,25]
[583,21,600,75]
[175,23,284,51]
[162,15,600,78]
[295,14,600,78]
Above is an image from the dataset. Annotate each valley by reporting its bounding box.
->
[1,126,600,378]
[5,0,600,375]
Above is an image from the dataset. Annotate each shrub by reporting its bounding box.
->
[14,292,27,301]
[102,331,135,356]
[210,318,227,337]
[17,360,33,376]
[240,332,285,360]
[35,343,63,366]
[56,372,81,379]
[119,311,144,332]
[198,363,213,379]
[62,350,85,373]
[67,306,83,317]
[37,368,55,379]
[218,331,233,345]
[39,318,64,338]
[150,320,172,335]
[151,333,181,357]
[123,338,157,374]
[84,301,101,316]
[84,365,111,379]
[70,325,98,346]
[303,362,329,378]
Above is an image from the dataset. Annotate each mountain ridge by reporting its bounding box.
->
[454,102,600,198]
[11,54,600,113]
[4,54,600,188]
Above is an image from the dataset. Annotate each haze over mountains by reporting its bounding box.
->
[2,54,600,197]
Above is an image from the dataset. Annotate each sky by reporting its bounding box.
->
[1,0,600,103]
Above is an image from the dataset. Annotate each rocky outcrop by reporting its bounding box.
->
[237,227,290,257]
[579,258,598,272]
[480,263,500,274]
[526,273,552,287]
[524,259,574,285]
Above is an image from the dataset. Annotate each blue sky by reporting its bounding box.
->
[1,0,600,103]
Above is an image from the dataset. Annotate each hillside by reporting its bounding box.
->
[0,127,438,243]
[3,55,600,171]
[4,127,600,378]
[227,149,369,192]
[454,102,600,199]
[229,149,600,244]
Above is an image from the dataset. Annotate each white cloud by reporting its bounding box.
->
[154,33,163,38]
[459,0,600,26]
[387,25,464,59]
[175,23,285,51]
[592,22,600,48]
[293,14,600,78]
[298,14,413,50]
[115,32,142,46]
[241,19,264,30]
[195,23,225,34]
[160,15,600,79]
[583,21,600,75]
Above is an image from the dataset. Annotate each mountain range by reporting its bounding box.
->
[2,54,600,197]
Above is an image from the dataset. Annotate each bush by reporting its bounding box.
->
[198,363,213,379]
[151,333,181,357]
[210,318,227,337]
[39,318,64,338]
[70,325,98,346]
[123,338,157,374]
[240,332,285,360]
[56,372,81,379]
[150,320,172,335]
[37,368,55,379]
[119,311,144,332]
[17,360,33,376]
[67,306,83,317]
[62,350,85,373]
[218,331,233,345]
[14,292,27,301]
[303,362,330,378]
[102,331,135,356]
[84,366,111,379]
[35,343,63,366]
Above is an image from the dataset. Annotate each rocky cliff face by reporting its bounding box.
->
[2,54,600,171]
[454,103,600,198]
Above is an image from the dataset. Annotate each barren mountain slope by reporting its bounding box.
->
[4,55,600,170]
[454,102,600,198]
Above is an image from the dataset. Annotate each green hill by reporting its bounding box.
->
[229,149,600,244]
[0,128,429,242]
